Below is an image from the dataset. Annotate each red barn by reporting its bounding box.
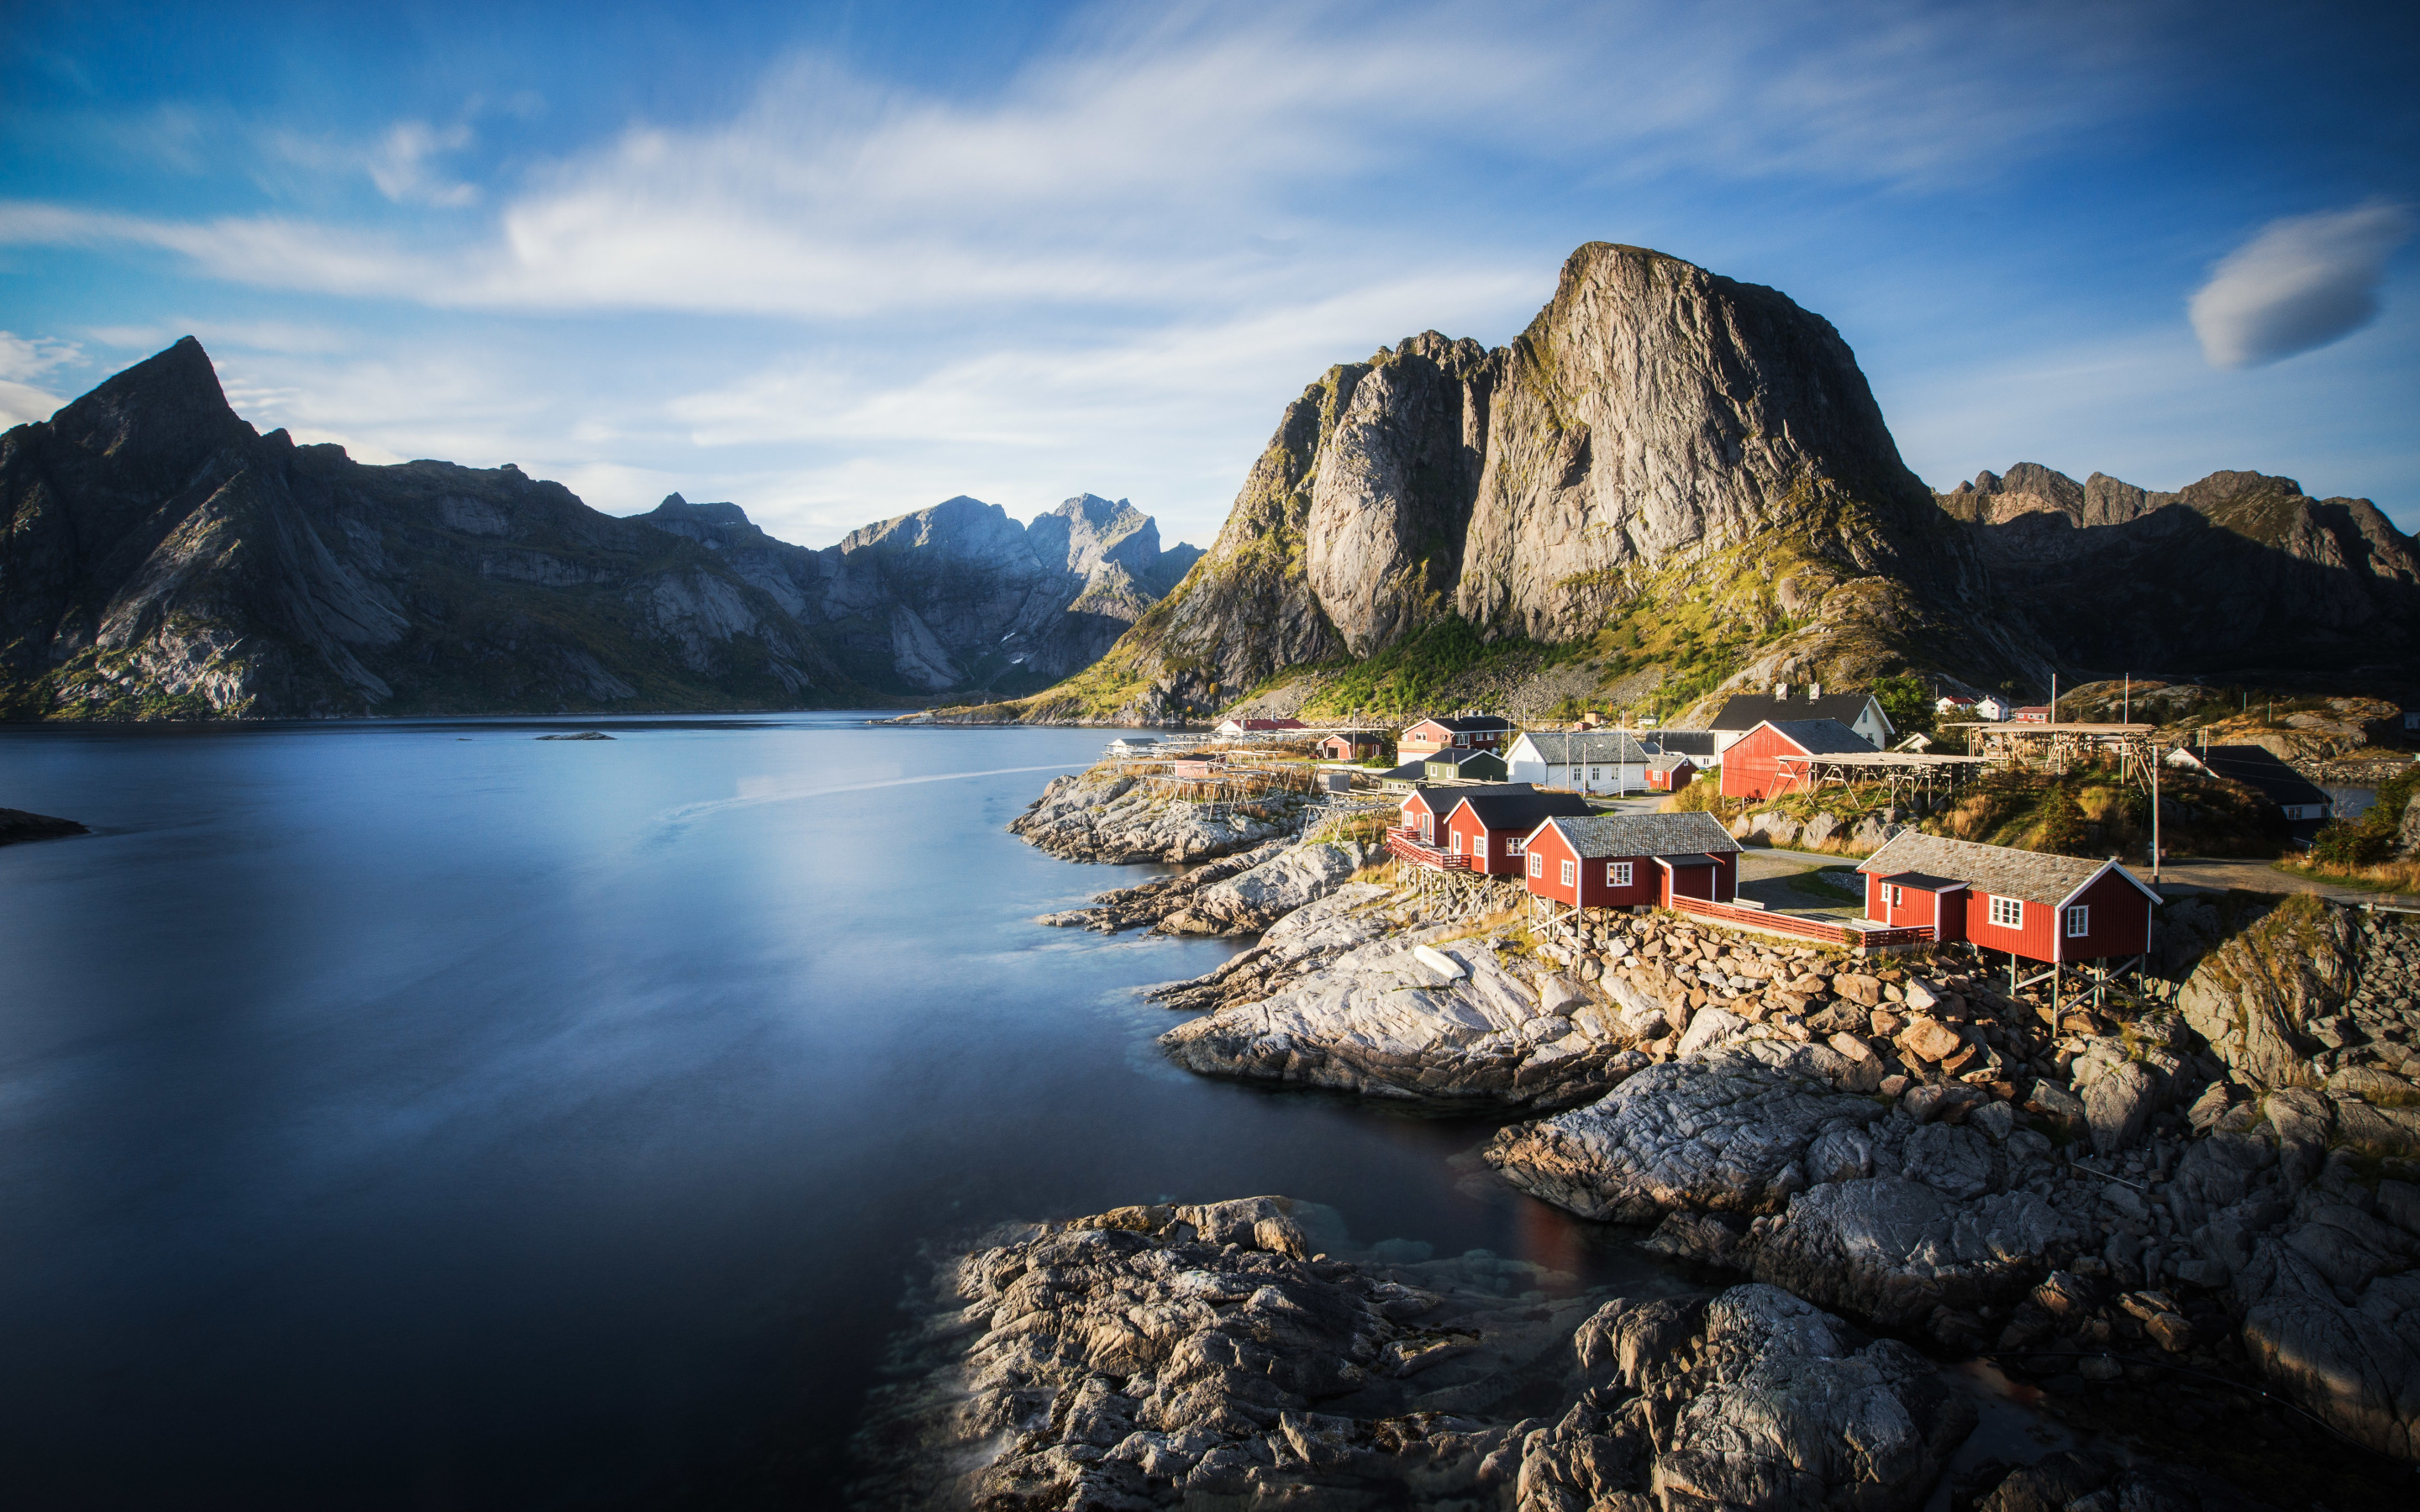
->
[1315,732,1383,761]
[1855,832,2158,963]
[1438,788,1596,876]
[1644,753,1698,792]
[1398,714,1513,759]
[1718,717,1874,801]
[1522,811,1740,908]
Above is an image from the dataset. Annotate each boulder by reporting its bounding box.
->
[2236,1205,2420,1459]
[2083,1060,2160,1156]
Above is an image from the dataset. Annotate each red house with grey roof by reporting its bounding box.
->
[1438,788,1597,876]
[1521,811,1740,908]
[1718,717,1878,801]
[1854,832,2158,964]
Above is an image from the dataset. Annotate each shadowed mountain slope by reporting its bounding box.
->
[0,341,1196,718]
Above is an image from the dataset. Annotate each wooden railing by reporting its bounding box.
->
[1666,894,1929,951]
[1386,830,1470,870]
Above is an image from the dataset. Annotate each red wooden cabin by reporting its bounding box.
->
[1644,753,1698,792]
[1718,717,1874,801]
[1855,832,2157,963]
[1397,782,1529,846]
[1398,715,1513,759]
[1315,732,1383,761]
[1437,788,1596,877]
[1522,811,1740,908]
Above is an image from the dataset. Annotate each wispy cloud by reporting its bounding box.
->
[0,330,84,428]
[2189,200,2414,369]
[0,3,2159,320]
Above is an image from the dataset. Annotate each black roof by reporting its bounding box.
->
[1450,790,1597,831]
[1644,730,1719,758]
[1401,781,1533,807]
[2197,745,2333,808]
[1411,714,1514,732]
[1712,691,1890,737]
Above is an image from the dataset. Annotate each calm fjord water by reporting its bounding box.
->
[0,715,1639,1509]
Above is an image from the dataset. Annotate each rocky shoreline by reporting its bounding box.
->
[1008,768,1318,864]
[891,773,2420,1507]
[850,1196,1980,1510]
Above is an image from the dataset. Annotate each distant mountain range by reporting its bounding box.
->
[957,242,2418,725]
[0,338,1199,718]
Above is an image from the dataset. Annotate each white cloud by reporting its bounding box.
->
[0,332,83,427]
[0,3,2160,319]
[2189,200,2413,369]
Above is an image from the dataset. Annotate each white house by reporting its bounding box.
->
[1105,735,1165,758]
[1505,730,1652,794]
[1707,685,1893,753]
[1935,695,1976,717]
[1972,696,2010,722]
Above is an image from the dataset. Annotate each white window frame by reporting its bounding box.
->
[1506,836,1524,857]
[1988,895,2023,930]
[1528,852,1543,878]
[1589,766,1602,781]
[1886,884,1904,907]
[2065,904,2090,938]
[1560,858,1577,885]
[1609,862,1633,887]
[1455,732,1469,746]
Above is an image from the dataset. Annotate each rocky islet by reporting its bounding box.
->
[951,776,2420,1504]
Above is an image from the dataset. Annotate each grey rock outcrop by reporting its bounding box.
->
[850,1198,1974,1511]
[1008,769,1316,864]
[1147,883,1402,1014]
[1157,841,1374,936]
[1160,930,1651,1110]
[1488,1043,2093,1335]
[1037,838,1292,932]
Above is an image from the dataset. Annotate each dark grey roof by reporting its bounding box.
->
[1765,718,1878,755]
[1646,752,1697,771]
[1411,714,1513,732]
[1515,731,1652,764]
[1534,811,1742,858]
[1878,870,1967,890]
[2196,746,2333,808]
[1401,780,1533,806]
[1857,831,2157,907]
[1450,790,1597,832]
[1644,730,1719,758]
[1712,692,1890,737]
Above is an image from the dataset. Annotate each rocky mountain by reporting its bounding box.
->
[997,242,2053,725]
[977,242,2415,725]
[0,338,1197,718]
[1939,464,2420,676]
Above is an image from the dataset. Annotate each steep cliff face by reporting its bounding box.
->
[0,341,1196,717]
[1939,465,2420,675]
[1015,243,2047,724]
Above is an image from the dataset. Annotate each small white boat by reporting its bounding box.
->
[1413,945,1466,981]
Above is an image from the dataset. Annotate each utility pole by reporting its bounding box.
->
[2150,734,2162,884]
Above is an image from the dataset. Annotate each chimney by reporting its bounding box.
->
[1774,683,1789,700]
[1808,682,1822,699]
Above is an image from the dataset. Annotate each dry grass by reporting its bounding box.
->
[2274,855,2420,895]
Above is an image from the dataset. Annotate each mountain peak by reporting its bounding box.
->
[44,336,253,464]
[646,492,754,527]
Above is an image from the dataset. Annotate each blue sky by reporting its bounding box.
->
[4,0,2416,548]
